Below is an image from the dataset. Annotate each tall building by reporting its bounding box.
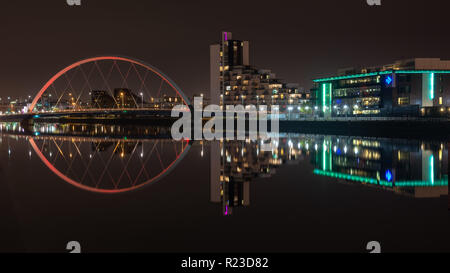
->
[312,58,450,118]
[210,32,311,116]
[210,32,249,106]
[209,137,304,215]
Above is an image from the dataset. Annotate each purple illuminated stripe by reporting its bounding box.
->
[225,205,229,215]
[224,32,228,41]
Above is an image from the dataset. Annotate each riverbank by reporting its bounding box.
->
[279,118,450,140]
[1,115,448,140]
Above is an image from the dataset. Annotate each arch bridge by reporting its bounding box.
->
[0,56,191,123]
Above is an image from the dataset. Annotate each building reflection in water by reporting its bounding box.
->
[0,122,448,212]
[211,135,448,216]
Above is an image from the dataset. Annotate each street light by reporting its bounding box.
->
[140,92,144,108]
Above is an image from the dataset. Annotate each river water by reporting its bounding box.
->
[0,122,448,252]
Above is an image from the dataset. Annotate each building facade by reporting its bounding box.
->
[91,90,116,109]
[210,32,312,117]
[312,58,450,118]
[114,88,140,108]
[312,136,448,198]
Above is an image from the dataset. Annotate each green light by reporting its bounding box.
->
[322,84,326,112]
[329,83,332,109]
[322,142,326,171]
[321,83,332,113]
[430,155,434,185]
[313,70,450,83]
[394,179,447,187]
[396,70,450,74]
[429,73,435,100]
[313,170,448,187]
[313,71,392,83]
[313,169,380,185]
[319,142,333,172]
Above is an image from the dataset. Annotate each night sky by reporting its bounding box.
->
[1,0,450,99]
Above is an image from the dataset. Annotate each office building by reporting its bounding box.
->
[312,58,450,118]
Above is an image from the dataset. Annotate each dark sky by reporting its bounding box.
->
[1,0,450,99]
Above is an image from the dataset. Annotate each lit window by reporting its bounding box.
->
[398,97,409,105]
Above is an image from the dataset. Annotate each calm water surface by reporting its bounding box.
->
[0,122,448,252]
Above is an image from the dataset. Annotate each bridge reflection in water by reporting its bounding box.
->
[0,122,190,193]
[0,122,448,213]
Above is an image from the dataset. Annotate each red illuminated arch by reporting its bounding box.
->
[29,137,191,194]
[29,56,191,112]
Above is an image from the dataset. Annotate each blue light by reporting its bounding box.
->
[385,75,393,86]
[385,170,393,182]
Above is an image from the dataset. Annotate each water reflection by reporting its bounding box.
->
[0,122,190,193]
[0,122,448,212]
[212,136,448,215]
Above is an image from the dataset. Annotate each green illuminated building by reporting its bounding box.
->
[312,58,450,117]
[311,136,448,198]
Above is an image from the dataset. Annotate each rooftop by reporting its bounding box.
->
[314,58,450,83]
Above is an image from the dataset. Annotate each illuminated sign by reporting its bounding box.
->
[384,75,393,86]
[385,170,393,182]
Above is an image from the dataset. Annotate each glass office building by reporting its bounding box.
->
[312,58,450,118]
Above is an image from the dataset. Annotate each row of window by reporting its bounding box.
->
[333,86,381,98]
